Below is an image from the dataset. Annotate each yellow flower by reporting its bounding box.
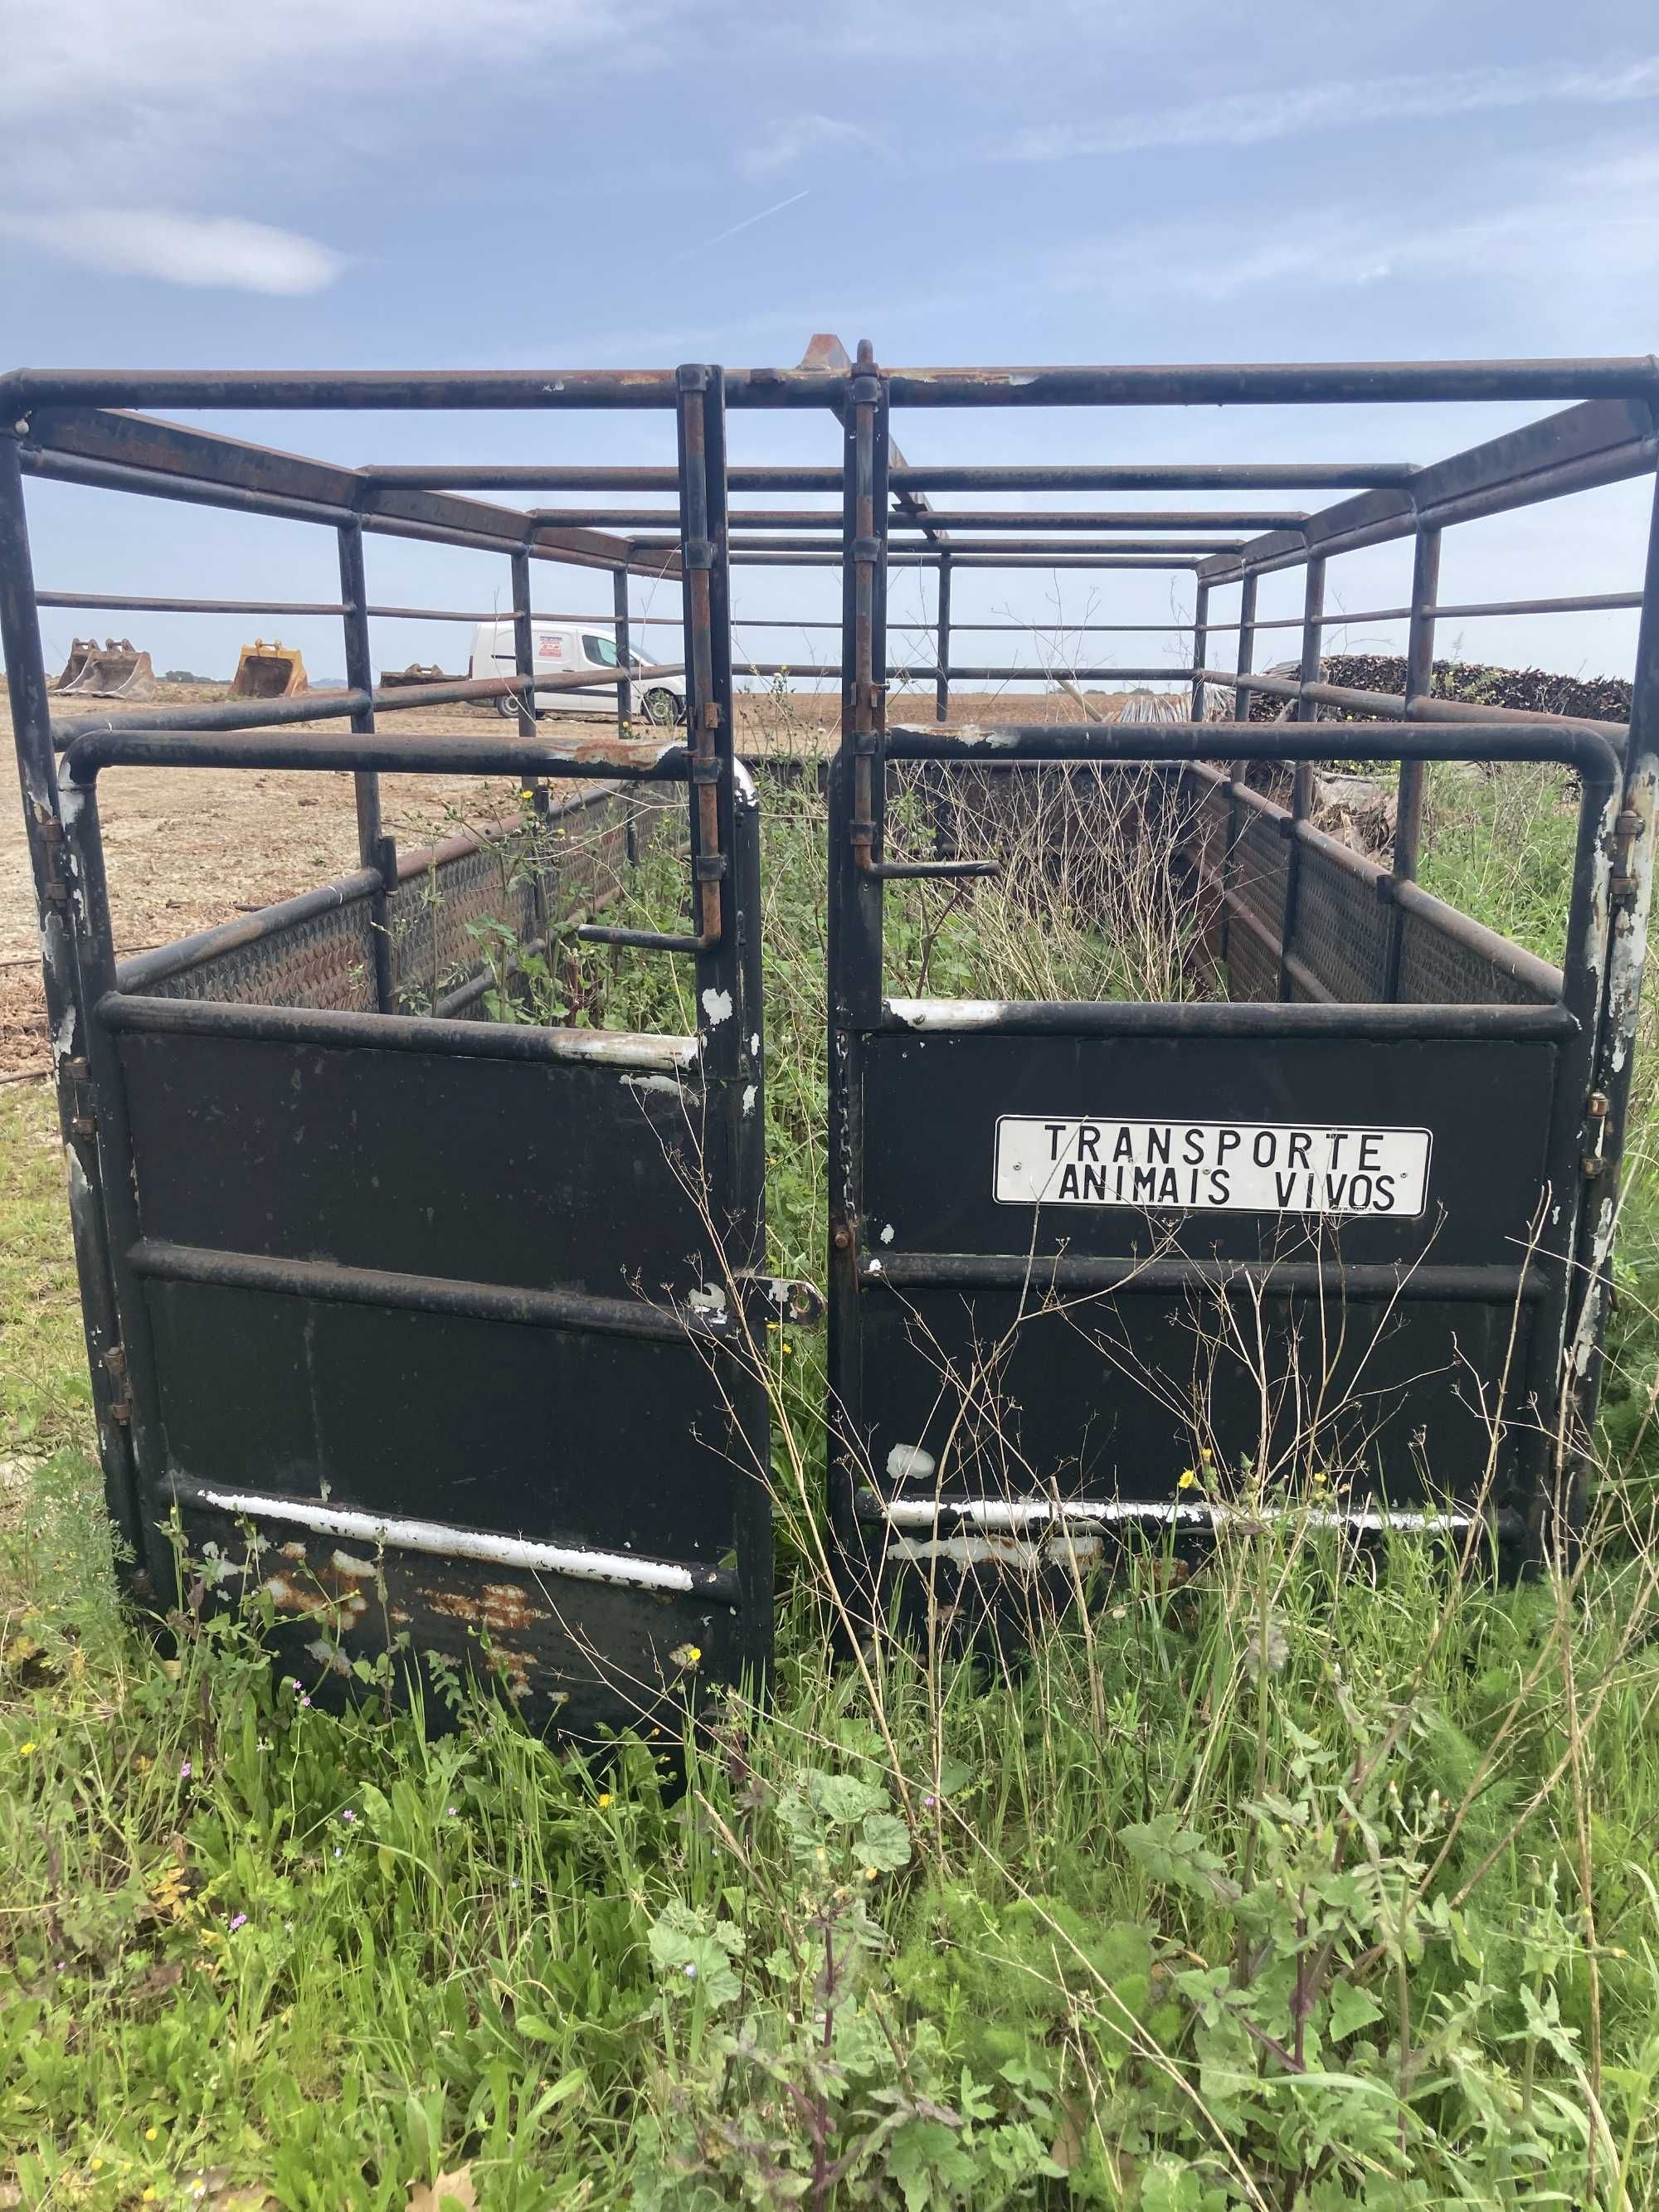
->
[90,2159,103,2173]
[144,2193,157,2205]
[1311,1469,1329,1489]
[144,2127,158,2142]
[863,1866,878,1882]
[1177,1470,1197,1491]
[17,1741,36,1756]
[596,1792,613,1809]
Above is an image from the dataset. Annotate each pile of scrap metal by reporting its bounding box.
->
[231,638,308,698]
[378,661,458,689]
[52,636,158,698]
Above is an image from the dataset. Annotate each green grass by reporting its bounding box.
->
[5,762,1659,2208]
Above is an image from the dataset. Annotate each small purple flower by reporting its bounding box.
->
[340,1810,357,1825]
[446,1806,458,1817]
[299,1695,312,1709]
[683,1962,698,1979]
[922,1794,936,1809]
[229,1913,247,1932]
[179,1760,192,1781]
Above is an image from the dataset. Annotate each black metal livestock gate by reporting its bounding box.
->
[3,345,1657,1733]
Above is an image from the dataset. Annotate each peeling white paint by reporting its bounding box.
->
[879,1223,894,1245]
[688,1282,729,1318]
[871,1494,1486,1536]
[742,1083,757,1116]
[732,761,760,810]
[886,997,1008,1030]
[542,1028,698,1072]
[701,987,733,1027]
[186,1485,717,1595]
[750,1033,761,1058]
[621,1072,689,1100]
[331,1548,376,1578]
[886,1443,937,1485]
[306,1637,354,1676]
[892,1533,1104,1570]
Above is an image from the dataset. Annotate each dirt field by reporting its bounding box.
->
[0,678,1140,1077]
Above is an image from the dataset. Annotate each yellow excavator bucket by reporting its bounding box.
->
[54,636,158,698]
[231,638,309,699]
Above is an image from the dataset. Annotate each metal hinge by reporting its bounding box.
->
[102,1344,132,1423]
[40,816,70,909]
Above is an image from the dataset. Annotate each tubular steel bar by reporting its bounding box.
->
[336,519,396,1014]
[361,463,1421,492]
[9,357,1657,411]
[0,430,144,1563]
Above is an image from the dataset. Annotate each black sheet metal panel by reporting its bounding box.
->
[855,1027,1552,1514]
[34,365,772,1742]
[822,356,1627,1611]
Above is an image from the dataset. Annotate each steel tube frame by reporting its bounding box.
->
[7,343,1659,1592]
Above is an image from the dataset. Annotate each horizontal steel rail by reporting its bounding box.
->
[171,1477,740,1600]
[8,358,1657,411]
[63,727,696,785]
[859,1493,1528,1542]
[1188,662,1629,737]
[129,1237,728,1346]
[1201,398,1659,586]
[858,1253,1548,1300]
[99,991,701,1072]
[51,663,685,749]
[879,997,1578,1039]
[358,464,1422,492]
[882,717,1621,775]
[531,508,1308,533]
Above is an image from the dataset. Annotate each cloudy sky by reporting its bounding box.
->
[2,0,1657,685]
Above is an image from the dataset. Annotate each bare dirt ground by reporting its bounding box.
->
[0,678,1139,1078]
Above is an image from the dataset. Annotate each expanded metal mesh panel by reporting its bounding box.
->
[1395,910,1553,1007]
[1233,809,1288,941]
[1293,845,1392,1003]
[387,838,542,1010]
[148,901,377,1011]
[1225,918,1281,1001]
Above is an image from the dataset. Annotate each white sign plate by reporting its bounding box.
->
[995,1116,1432,1218]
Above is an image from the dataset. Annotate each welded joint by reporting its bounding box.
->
[102,1344,132,1424]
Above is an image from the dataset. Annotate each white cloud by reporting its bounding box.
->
[740,114,873,179]
[0,0,685,215]
[0,208,343,294]
[1044,149,1659,318]
[999,53,1659,163]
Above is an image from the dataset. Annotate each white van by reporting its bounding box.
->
[468,620,687,724]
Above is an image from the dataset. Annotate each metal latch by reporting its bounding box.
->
[735,1272,825,1330]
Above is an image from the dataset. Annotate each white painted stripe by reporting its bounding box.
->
[868,1494,1483,1536]
[184,1485,721,1595]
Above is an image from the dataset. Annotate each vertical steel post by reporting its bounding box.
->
[1189,579,1209,724]
[1563,474,1659,1490]
[1217,569,1257,975]
[336,521,397,1013]
[934,551,952,722]
[1384,527,1441,998]
[0,428,146,1569]
[826,343,888,1561]
[675,363,771,1675]
[1276,556,1326,999]
[509,549,552,940]
[612,566,632,742]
